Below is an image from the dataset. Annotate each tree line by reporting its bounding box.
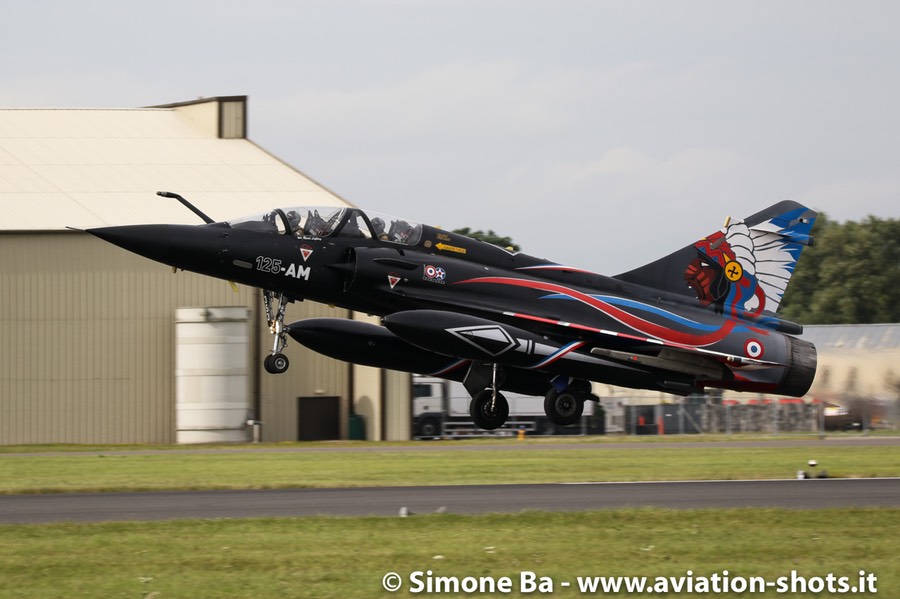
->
[451,228,520,252]
[778,214,900,324]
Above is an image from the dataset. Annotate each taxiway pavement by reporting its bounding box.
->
[2,478,898,524]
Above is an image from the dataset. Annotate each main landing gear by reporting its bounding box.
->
[470,388,509,430]
[263,290,290,374]
[543,389,584,425]
[463,364,597,431]
[544,378,595,426]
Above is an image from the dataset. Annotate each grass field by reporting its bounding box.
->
[1,508,896,598]
[1,437,897,494]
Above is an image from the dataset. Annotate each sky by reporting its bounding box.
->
[3,0,899,273]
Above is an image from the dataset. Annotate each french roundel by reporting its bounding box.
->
[425,265,437,278]
[744,339,764,359]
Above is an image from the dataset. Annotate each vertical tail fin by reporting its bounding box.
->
[614,200,816,315]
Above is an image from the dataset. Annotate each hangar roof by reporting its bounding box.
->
[803,323,900,350]
[0,96,349,231]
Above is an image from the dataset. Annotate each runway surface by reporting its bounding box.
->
[2,478,898,524]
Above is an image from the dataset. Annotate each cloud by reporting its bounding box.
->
[250,58,824,271]
[551,146,751,197]
[801,178,900,221]
[263,60,570,150]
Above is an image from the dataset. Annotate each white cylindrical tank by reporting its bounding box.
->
[175,306,251,443]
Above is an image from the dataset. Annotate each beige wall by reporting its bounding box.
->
[809,349,899,402]
[349,366,413,441]
[169,101,220,138]
[353,363,383,440]
[383,369,412,440]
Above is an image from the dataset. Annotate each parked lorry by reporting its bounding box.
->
[412,376,604,438]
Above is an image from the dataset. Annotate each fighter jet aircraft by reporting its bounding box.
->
[87,193,817,431]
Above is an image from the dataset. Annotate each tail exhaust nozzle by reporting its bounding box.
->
[778,336,817,397]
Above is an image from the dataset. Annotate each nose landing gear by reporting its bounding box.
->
[263,290,291,374]
[264,351,289,374]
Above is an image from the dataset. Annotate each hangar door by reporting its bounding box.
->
[297,396,341,441]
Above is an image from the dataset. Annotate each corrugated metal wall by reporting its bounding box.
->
[0,232,355,444]
[260,299,353,442]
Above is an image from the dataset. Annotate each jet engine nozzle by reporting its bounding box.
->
[777,335,817,397]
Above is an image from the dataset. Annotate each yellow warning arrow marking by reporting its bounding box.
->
[436,242,467,254]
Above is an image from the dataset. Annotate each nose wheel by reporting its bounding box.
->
[263,290,291,374]
[264,353,290,374]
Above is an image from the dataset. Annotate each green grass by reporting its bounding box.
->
[4,432,896,454]
[1,442,897,494]
[0,430,900,455]
[0,508,895,598]
[0,435,806,453]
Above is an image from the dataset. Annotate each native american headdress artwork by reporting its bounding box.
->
[614,201,816,317]
[684,208,814,316]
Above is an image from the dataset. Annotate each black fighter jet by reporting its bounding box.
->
[87,192,817,431]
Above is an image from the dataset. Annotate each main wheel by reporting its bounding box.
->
[544,389,584,426]
[264,353,290,374]
[469,389,509,430]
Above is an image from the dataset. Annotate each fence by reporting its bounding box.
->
[624,402,823,435]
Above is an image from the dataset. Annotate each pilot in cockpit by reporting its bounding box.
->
[305,211,329,237]
[371,217,390,241]
[390,220,413,243]
[286,210,303,235]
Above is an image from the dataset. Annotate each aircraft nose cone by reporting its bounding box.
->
[87,224,182,264]
[87,223,226,271]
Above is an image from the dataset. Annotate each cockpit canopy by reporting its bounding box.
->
[226,207,423,246]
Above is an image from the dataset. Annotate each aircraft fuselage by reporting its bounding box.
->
[88,202,817,403]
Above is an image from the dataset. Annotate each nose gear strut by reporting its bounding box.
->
[263,290,290,374]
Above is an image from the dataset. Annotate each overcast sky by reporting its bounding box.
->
[4,1,899,273]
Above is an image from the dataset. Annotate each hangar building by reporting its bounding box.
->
[0,96,410,444]
[801,323,900,416]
